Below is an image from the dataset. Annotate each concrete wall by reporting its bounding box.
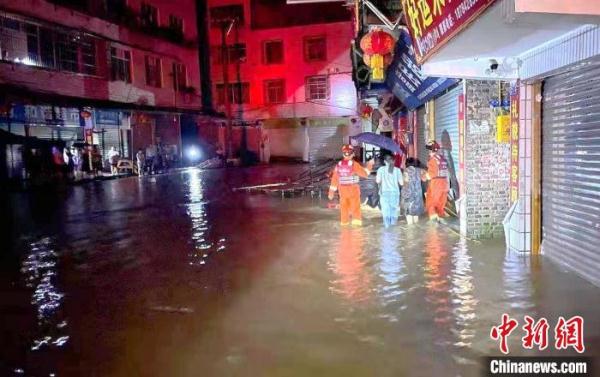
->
[207,0,356,121]
[465,80,511,239]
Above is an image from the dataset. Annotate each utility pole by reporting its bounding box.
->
[220,19,234,160]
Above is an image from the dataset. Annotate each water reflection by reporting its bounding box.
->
[330,227,371,303]
[423,227,452,328]
[376,230,406,322]
[503,249,535,312]
[450,239,477,348]
[20,237,68,352]
[185,169,227,267]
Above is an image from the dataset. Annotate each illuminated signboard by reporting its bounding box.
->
[400,0,496,64]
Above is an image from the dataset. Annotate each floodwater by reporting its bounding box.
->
[1,166,599,376]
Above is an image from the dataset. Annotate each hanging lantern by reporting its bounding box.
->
[360,30,396,82]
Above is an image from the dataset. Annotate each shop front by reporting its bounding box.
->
[401,0,600,285]
[93,110,131,168]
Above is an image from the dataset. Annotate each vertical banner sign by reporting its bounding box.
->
[458,93,465,199]
[400,0,497,64]
[510,84,519,203]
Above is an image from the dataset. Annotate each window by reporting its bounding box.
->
[210,5,244,27]
[304,36,326,62]
[55,32,97,75]
[263,40,283,65]
[169,15,183,36]
[145,56,162,87]
[110,47,132,83]
[140,2,158,28]
[264,80,285,104]
[0,14,99,74]
[216,83,250,105]
[213,43,246,64]
[172,62,187,91]
[306,75,328,100]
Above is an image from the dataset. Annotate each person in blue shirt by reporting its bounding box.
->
[376,154,403,228]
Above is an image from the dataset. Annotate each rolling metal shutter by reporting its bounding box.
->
[542,58,600,287]
[93,128,121,165]
[435,84,462,197]
[435,85,461,174]
[308,125,345,162]
[416,106,428,166]
[28,126,82,142]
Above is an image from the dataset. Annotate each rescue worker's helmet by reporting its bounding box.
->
[341,144,355,156]
[425,140,441,151]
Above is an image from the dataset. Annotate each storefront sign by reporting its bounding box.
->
[386,31,457,110]
[95,110,121,127]
[458,93,465,200]
[400,0,497,64]
[510,84,519,203]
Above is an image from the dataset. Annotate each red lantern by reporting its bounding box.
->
[360,30,395,56]
[359,30,396,82]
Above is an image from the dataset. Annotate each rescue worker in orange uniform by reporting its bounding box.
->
[425,140,450,222]
[328,145,373,226]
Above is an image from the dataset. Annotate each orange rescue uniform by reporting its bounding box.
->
[426,154,450,218]
[329,160,370,225]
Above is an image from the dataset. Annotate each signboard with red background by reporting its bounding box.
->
[400,0,497,64]
[510,83,519,203]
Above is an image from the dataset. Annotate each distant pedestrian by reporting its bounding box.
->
[107,146,120,175]
[72,148,83,180]
[376,154,403,228]
[136,149,145,176]
[402,158,425,224]
[51,146,65,179]
[91,145,102,176]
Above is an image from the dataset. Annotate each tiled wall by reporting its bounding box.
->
[508,83,533,252]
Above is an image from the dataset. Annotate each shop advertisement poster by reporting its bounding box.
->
[386,31,457,111]
[400,0,497,64]
[510,84,519,203]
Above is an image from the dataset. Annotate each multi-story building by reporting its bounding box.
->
[205,0,359,162]
[0,0,203,170]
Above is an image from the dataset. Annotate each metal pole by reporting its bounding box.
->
[221,21,233,160]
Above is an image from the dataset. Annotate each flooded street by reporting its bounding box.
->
[2,166,600,376]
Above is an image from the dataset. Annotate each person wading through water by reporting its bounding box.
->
[425,140,450,222]
[328,145,374,226]
[376,154,403,228]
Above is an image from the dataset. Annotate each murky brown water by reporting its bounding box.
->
[2,166,599,376]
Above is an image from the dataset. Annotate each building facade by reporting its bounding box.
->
[205,0,358,162]
[0,0,204,174]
